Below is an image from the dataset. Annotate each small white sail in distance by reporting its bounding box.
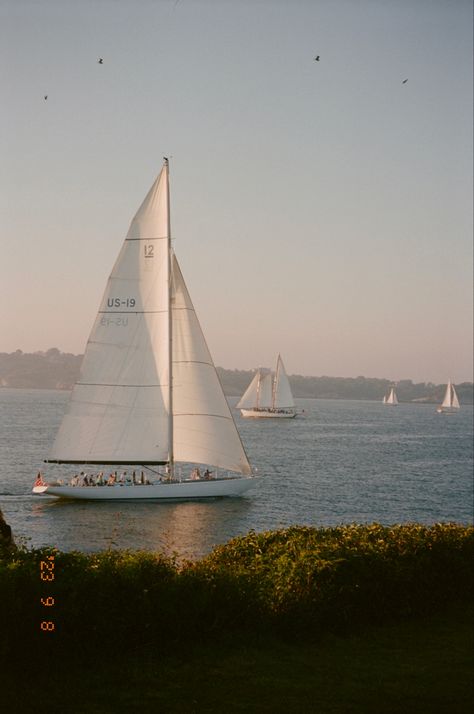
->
[440,379,460,410]
[387,387,398,405]
[383,387,398,405]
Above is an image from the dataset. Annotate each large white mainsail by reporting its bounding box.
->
[39,161,254,500]
[49,166,171,465]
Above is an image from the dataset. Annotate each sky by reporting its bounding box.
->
[1,0,472,383]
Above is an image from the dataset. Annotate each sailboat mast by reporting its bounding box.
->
[272,356,279,409]
[165,158,174,478]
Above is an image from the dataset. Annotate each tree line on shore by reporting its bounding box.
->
[1,348,472,403]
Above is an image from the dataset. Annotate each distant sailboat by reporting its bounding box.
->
[237,355,296,418]
[32,160,256,500]
[436,380,460,414]
[383,387,398,406]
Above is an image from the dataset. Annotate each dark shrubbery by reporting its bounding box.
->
[1,524,472,667]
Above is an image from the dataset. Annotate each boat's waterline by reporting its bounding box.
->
[240,409,296,419]
[32,476,257,501]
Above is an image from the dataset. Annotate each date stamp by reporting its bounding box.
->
[40,555,56,632]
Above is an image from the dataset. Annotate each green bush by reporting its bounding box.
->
[1,524,472,666]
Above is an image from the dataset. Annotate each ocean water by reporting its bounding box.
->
[0,388,472,559]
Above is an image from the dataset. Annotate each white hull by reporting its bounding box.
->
[240,409,296,419]
[33,477,256,501]
[436,407,459,415]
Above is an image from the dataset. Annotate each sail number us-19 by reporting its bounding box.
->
[107,298,136,308]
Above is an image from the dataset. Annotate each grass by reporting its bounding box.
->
[5,607,473,713]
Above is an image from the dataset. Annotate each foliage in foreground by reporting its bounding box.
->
[0,523,472,666]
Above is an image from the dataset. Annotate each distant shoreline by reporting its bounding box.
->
[2,384,474,405]
[1,350,473,403]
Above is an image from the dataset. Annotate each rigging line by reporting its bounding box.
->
[125,236,168,241]
[173,359,213,366]
[142,465,166,476]
[76,383,166,388]
[173,412,233,420]
[45,460,168,465]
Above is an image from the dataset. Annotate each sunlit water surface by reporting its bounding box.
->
[0,388,472,558]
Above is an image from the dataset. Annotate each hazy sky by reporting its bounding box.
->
[1,0,472,383]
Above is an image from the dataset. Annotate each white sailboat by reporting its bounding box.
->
[237,355,296,418]
[436,379,460,414]
[383,387,398,406]
[33,160,255,500]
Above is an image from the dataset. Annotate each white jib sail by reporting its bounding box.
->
[441,382,451,407]
[273,355,295,409]
[236,372,260,409]
[451,385,460,409]
[171,255,251,474]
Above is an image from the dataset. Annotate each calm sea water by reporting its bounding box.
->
[0,388,472,558]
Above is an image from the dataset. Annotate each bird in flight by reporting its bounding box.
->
[98,58,104,64]
[402,78,408,84]
[314,55,320,62]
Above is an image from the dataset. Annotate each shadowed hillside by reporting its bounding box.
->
[1,349,472,403]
